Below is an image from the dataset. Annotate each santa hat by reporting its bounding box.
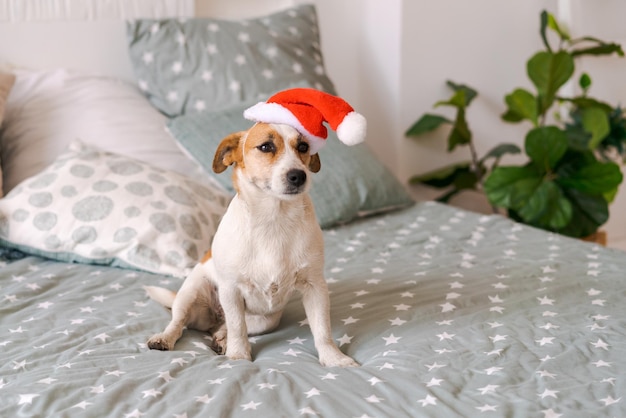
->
[243,88,367,154]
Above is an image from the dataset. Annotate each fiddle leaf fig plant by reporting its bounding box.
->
[405,81,521,203]
[406,10,625,238]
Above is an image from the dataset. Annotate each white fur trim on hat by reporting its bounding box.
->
[244,102,327,154]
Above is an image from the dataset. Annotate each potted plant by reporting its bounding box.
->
[406,10,625,240]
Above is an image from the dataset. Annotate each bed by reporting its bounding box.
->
[1,1,625,417]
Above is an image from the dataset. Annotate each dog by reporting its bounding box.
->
[146,122,358,368]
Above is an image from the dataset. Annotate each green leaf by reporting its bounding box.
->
[558,161,623,194]
[564,124,592,151]
[447,108,472,151]
[579,73,592,92]
[485,165,573,230]
[481,143,522,162]
[561,96,613,113]
[571,42,624,57]
[501,110,524,123]
[527,51,575,112]
[547,12,570,41]
[408,162,479,203]
[517,180,572,229]
[408,161,472,188]
[557,189,609,237]
[525,126,568,170]
[435,89,467,109]
[503,88,538,125]
[446,81,478,107]
[580,107,610,149]
[484,165,542,208]
[604,185,619,204]
[405,114,451,137]
[539,10,552,52]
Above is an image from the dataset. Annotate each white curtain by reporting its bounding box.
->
[0,0,194,21]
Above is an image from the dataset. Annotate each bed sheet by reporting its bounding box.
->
[1,202,625,417]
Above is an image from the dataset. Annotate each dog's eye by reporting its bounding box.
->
[258,142,276,153]
[297,142,309,153]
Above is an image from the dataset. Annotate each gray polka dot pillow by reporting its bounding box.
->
[0,140,230,277]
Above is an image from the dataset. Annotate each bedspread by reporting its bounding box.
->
[1,202,625,417]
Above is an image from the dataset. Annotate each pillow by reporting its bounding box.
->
[0,68,212,195]
[0,71,16,198]
[126,4,335,117]
[0,140,231,277]
[166,103,415,229]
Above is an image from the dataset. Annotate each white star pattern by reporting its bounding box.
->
[389,317,407,326]
[591,338,610,350]
[418,394,437,407]
[426,378,443,387]
[382,334,401,345]
[90,385,105,394]
[536,337,555,346]
[229,81,241,92]
[241,401,261,410]
[124,409,145,418]
[478,385,499,395]
[142,388,161,398]
[337,334,353,346]
[301,407,321,416]
[0,178,624,416]
[194,100,206,112]
[539,389,559,399]
[304,388,321,398]
[142,52,153,64]
[195,394,213,404]
[542,408,563,418]
[440,302,456,312]
[600,396,621,405]
[476,404,497,412]
[18,394,39,405]
[72,401,93,410]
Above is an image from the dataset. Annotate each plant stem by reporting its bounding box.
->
[468,140,500,214]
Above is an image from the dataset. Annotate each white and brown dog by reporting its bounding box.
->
[146,122,358,367]
[146,88,365,367]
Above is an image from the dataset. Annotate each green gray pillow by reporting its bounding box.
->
[166,103,415,229]
[126,4,335,117]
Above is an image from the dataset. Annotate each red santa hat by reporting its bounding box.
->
[243,88,367,154]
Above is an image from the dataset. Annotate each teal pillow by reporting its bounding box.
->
[166,104,415,229]
[126,4,335,117]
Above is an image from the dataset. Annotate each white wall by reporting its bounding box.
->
[307,0,625,242]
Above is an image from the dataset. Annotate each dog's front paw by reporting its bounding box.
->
[210,327,227,355]
[319,350,359,368]
[147,334,174,351]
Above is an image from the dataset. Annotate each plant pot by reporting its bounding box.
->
[581,230,607,246]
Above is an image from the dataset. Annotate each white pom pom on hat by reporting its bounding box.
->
[243,88,367,154]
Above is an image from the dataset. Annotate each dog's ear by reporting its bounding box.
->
[213,132,244,173]
[308,153,321,173]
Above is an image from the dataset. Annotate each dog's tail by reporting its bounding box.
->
[144,286,177,309]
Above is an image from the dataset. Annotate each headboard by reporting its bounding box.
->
[0,0,296,82]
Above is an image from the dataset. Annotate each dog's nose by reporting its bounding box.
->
[286,169,307,188]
